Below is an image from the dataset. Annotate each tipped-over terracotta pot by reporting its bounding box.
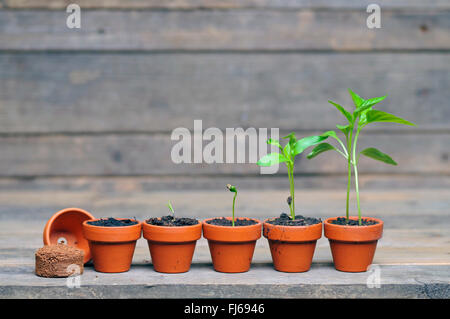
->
[324,216,383,272]
[263,219,322,272]
[82,219,142,273]
[142,221,202,273]
[202,217,261,273]
[43,207,95,264]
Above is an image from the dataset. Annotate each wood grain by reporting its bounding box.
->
[0,133,447,177]
[0,53,448,133]
[0,10,448,51]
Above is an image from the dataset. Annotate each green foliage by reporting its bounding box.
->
[365,110,415,126]
[308,89,415,225]
[257,132,329,220]
[307,143,338,159]
[360,147,397,166]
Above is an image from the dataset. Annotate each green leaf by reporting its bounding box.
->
[348,89,364,107]
[336,124,351,138]
[257,152,287,167]
[267,138,282,150]
[306,143,337,159]
[362,96,386,108]
[365,110,416,126]
[354,96,386,117]
[291,135,328,157]
[282,132,297,146]
[328,100,353,124]
[359,107,372,126]
[321,130,338,139]
[360,147,398,165]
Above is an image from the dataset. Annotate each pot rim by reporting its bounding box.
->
[82,218,142,243]
[263,217,323,229]
[324,216,383,228]
[202,217,262,243]
[263,218,322,242]
[43,207,95,264]
[143,218,201,229]
[142,219,202,243]
[82,218,142,230]
[43,207,95,244]
[202,217,262,229]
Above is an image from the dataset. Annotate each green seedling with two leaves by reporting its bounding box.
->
[257,133,330,220]
[307,89,415,225]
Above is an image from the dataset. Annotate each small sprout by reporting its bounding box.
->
[227,184,237,193]
[227,184,238,227]
[167,201,175,216]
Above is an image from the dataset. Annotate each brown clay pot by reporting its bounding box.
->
[43,207,95,264]
[324,216,383,272]
[263,219,322,272]
[82,219,142,273]
[202,217,262,273]
[142,221,202,273]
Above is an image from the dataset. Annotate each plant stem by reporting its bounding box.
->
[353,162,362,225]
[232,191,237,227]
[345,130,353,221]
[352,128,362,226]
[287,162,295,220]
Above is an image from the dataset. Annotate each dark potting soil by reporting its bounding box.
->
[146,215,199,226]
[206,217,258,226]
[330,217,379,226]
[87,217,138,227]
[266,213,321,226]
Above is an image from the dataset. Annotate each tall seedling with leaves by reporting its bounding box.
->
[257,133,329,220]
[307,89,415,225]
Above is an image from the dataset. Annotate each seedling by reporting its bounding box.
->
[167,201,175,216]
[307,89,415,225]
[257,133,328,220]
[227,184,238,226]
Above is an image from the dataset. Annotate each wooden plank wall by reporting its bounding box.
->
[0,1,449,186]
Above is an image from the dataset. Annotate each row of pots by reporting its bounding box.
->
[81,216,383,274]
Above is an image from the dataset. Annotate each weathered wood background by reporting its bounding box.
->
[0,1,448,223]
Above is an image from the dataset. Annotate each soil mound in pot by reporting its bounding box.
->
[87,217,138,227]
[146,215,199,226]
[330,217,379,226]
[206,217,258,226]
[35,244,84,278]
[266,213,321,226]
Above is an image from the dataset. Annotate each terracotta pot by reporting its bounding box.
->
[142,220,202,273]
[263,219,322,272]
[202,217,262,273]
[324,216,383,272]
[43,207,95,264]
[82,219,142,273]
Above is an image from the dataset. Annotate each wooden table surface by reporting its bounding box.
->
[1,175,449,298]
